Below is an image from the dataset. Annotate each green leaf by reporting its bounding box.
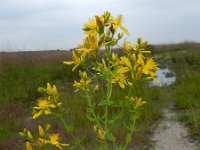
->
[98,99,113,106]
[86,114,96,122]
[108,111,123,125]
[67,124,74,133]
[106,132,116,142]
[37,87,47,93]
[86,106,94,113]
[72,138,81,146]
[45,124,51,132]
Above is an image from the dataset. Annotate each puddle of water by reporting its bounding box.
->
[150,68,176,87]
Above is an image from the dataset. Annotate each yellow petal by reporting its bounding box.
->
[26,142,32,150]
[117,67,129,74]
[38,125,45,137]
[32,110,42,119]
[120,57,132,68]
[120,25,129,35]
[44,110,51,115]
[119,82,125,89]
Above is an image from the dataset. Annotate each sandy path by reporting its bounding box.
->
[151,107,199,150]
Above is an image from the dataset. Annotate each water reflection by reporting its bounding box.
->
[150,68,176,87]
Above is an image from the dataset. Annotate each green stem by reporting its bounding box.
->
[105,76,112,130]
[104,45,113,150]
[86,92,104,131]
[57,106,85,150]
[123,113,137,149]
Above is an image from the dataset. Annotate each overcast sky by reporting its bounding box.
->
[0,0,200,51]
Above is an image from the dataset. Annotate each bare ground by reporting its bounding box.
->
[151,105,199,150]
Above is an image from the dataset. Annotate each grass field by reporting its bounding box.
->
[0,43,200,149]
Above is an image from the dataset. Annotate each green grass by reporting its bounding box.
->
[0,61,77,105]
[0,52,79,149]
[173,69,200,135]
[151,43,200,138]
[0,50,165,149]
[165,47,200,136]
[3,47,200,149]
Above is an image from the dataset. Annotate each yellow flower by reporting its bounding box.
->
[120,56,132,69]
[111,15,129,35]
[83,19,97,35]
[48,134,69,149]
[111,52,121,67]
[117,67,130,74]
[47,83,58,96]
[136,67,143,80]
[73,71,92,92]
[135,97,143,108]
[79,34,99,52]
[98,129,105,140]
[63,50,84,71]
[130,97,145,108]
[112,73,129,89]
[143,58,158,79]
[137,53,145,66]
[26,142,32,150]
[123,40,131,53]
[32,98,57,119]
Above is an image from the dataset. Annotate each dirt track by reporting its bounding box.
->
[151,106,199,150]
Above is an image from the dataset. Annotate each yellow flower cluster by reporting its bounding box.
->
[19,125,69,150]
[33,83,62,119]
[73,71,92,92]
[63,11,129,72]
[20,11,159,150]
[64,11,158,90]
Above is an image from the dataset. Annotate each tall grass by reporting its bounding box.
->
[0,51,79,149]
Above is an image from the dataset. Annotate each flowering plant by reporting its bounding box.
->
[20,11,158,150]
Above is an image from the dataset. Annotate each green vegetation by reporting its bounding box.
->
[171,52,200,136]
[0,50,163,149]
[153,43,200,137]
[0,42,200,149]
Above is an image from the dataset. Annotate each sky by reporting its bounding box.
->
[0,0,200,51]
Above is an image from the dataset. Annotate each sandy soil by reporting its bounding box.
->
[151,106,199,150]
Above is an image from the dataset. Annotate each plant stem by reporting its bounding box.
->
[123,113,137,149]
[57,107,85,150]
[86,92,104,131]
